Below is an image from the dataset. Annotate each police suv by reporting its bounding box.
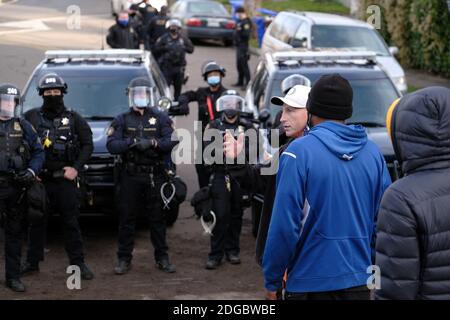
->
[245,50,402,236]
[21,50,174,216]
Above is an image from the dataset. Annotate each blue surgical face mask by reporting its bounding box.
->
[134,98,148,108]
[118,19,129,27]
[207,76,221,86]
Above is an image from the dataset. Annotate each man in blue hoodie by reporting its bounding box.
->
[262,74,391,300]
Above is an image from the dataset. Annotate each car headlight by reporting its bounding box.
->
[392,76,406,87]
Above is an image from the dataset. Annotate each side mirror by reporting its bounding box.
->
[258,109,271,123]
[389,46,399,56]
[158,97,172,111]
[291,37,307,48]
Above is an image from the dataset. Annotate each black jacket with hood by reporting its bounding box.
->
[375,86,450,300]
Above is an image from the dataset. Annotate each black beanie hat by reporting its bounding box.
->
[306,74,353,120]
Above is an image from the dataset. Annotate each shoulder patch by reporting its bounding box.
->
[107,126,115,136]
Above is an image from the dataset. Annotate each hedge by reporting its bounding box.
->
[358,0,450,77]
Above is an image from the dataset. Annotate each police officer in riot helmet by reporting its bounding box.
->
[22,73,94,280]
[281,74,311,95]
[107,77,179,275]
[0,84,45,292]
[146,5,169,53]
[153,19,194,101]
[202,90,255,269]
[137,0,158,27]
[176,61,228,188]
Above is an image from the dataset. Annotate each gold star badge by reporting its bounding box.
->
[149,117,157,125]
[61,117,69,126]
[14,121,22,132]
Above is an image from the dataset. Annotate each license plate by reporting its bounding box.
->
[208,19,221,27]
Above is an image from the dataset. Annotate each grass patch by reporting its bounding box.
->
[261,0,349,15]
[407,85,420,93]
[219,0,349,15]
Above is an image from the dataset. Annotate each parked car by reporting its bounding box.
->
[169,0,235,46]
[21,50,174,217]
[111,0,167,16]
[261,11,407,94]
[245,50,401,236]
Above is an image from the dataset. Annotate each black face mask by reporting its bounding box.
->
[43,95,64,116]
[223,109,239,121]
[170,29,178,36]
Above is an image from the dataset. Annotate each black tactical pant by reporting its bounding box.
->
[285,285,371,300]
[0,181,25,281]
[195,164,211,189]
[162,66,184,101]
[236,45,251,86]
[26,178,85,265]
[117,170,169,263]
[209,172,244,261]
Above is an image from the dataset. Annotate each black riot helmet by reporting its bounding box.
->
[126,77,157,109]
[281,74,311,95]
[201,61,226,81]
[216,90,245,120]
[37,73,68,96]
[0,83,21,119]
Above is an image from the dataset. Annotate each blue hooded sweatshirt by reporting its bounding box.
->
[262,121,391,293]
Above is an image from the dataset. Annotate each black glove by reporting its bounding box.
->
[16,169,35,186]
[181,104,189,115]
[133,138,157,151]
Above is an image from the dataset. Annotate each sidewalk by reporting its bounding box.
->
[405,69,450,90]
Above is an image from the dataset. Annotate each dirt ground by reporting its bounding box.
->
[0,201,264,300]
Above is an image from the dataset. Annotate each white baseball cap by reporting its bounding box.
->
[271,85,311,109]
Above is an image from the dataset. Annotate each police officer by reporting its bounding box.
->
[22,73,94,280]
[146,5,169,54]
[107,11,140,49]
[233,6,252,90]
[107,77,178,275]
[0,84,44,292]
[176,61,228,188]
[203,90,254,269]
[281,74,312,95]
[223,83,311,271]
[137,0,158,27]
[153,19,194,101]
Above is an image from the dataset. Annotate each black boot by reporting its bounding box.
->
[156,258,176,273]
[114,260,131,275]
[20,261,40,276]
[226,253,241,265]
[76,262,94,280]
[6,279,26,292]
[205,258,221,270]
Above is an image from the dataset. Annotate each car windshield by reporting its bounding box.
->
[22,67,154,118]
[187,1,228,15]
[311,25,390,56]
[270,77,399,127]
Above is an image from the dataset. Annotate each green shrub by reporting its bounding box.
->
[359,0,450,76]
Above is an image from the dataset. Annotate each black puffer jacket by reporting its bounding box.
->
[375,86,450,300]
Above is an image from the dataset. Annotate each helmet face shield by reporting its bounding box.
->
[215,95,245,113]
[128,86,156,108]
[0,94,19,119]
